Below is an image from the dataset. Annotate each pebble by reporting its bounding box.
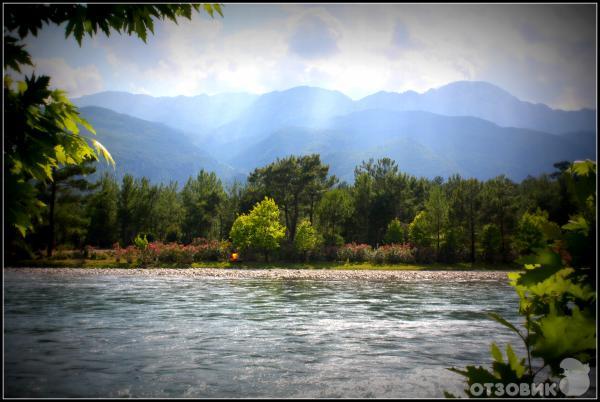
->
[4,267,513,282]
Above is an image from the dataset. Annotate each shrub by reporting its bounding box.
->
[370,243,416,264]
[122,246,138,264]
[191,238,226,262]
[134,233,149,251]
[384,243,416,264]
[415,246,436,264]
[321,245,339,261]
[337,243,373,262]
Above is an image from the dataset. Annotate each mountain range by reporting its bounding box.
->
[74,81,596,184]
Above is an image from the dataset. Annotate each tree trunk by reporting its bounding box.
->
[436,226,440,261]
[469,202,476,263]
[264,250,269,263]
[499,213,506,262]
[47,178,57,257]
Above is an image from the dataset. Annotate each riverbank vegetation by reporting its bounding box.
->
[447,159,596,398]
[6,154,595,274]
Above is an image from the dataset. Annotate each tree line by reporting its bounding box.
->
[8,154,595,268]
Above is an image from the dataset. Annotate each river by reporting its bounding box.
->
[4,269,523,398]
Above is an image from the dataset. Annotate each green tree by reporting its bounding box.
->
[247,155,333,243]
[480,223,501,264]
[153,182,184,242]
[86,173,119,248]
[181,170,226,243]
[384,218,407,244]
[4,3,222,254]
[445,175,482,263]
[218,180,245,241]
[316,188,354,246]
[481,175,520,262]
[514,209,559,255]
[294,219,321,261]
[424,185,449,260]
[408,211,430,248]
[350,158,425,246]
[519,174,561,222]
[35,158,99,256]
[448,160,596,398]
[229,197,286,262]
[117,174,137,245]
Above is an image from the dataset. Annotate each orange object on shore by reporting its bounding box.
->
[230,252,239,262]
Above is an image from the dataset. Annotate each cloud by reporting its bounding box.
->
[21,57,104,97]
[288,15,340,59]
[392,21,412,48]
[19,4,595,110]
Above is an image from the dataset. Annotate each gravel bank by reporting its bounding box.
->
[4,268,512,282]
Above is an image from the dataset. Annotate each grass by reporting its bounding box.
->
[7,258,521,271]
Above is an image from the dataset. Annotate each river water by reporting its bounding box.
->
[4,271,523,398]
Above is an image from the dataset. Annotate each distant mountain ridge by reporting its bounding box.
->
[75,81,596,137]
[356,81,595,135]
[74,81,596,183]
[74,91,258,137]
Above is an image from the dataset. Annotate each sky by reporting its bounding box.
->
[12,3,598,110]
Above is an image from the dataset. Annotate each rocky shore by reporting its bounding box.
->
[4,267,512,282]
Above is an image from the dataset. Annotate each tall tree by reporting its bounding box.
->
[247,154,333,243]
[153,182,183,242]
[181,170,225,243]
[446,175,482,263]
[316,188,354,246]
[4,3,222,255]
[481,175,520,262]
[230,197,286,262]
[37,158,99,256]
[86,173,119,248]
[117,174,137,245]
[424,185,449,260]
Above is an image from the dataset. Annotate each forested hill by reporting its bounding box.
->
[79,106,241,185]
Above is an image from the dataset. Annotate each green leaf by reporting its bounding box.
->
[569,159,596,177]
[17,80,28,94]
[214,4,224,17]
[62,115,80,134]
[505,344,525,378]
[562,215,589,235]
[514,261,563,286]
[488,312,522,337]
[490,342,503,363]
[532,306,596,363]
[517,247,562,269]
[79,116,96,135]
[90,138,115,166]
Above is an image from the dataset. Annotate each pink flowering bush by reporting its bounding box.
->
[337,243,373,262]
[371,243,416,264]
[122,246,138,264]
[191,238,231,261]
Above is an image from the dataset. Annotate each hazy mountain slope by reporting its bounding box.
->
[227,110,595,182]
[74,91,258,136]
[74,82,596,183]
[205,86,355,160]
[557,131,597,153]
[79,106,241,185]
[356,81,595,134]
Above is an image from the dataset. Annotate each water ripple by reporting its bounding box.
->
[4,273,522,398]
